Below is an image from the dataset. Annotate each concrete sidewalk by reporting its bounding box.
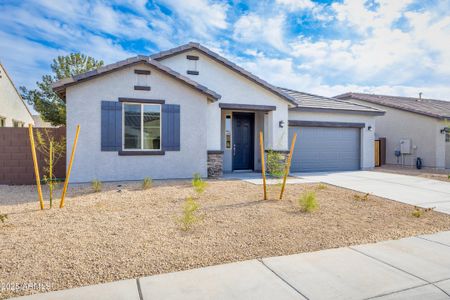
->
[12,231,450,300]
[293,171,450,215]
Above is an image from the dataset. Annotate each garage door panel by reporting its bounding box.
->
[289,126,361,172]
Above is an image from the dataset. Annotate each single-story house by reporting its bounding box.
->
[336,92,450,169]
[0,62,34,127]
[53,42,384,183]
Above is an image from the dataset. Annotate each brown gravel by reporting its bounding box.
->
[1,180,450,299]
[375,165,450,182]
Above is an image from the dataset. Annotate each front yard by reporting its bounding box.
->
[1,179,450,299]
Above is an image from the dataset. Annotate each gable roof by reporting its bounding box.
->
[52,56,221,101]
[150,42,297,106]
[281,88,385,115]
[335,92,450,120]
[0,62,33,119]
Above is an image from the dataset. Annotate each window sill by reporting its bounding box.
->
[119,150,165,156]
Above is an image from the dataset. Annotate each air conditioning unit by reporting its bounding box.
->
[400,139,412,154]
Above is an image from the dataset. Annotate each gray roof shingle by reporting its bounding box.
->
[281,88,385,115]
[52,56,221,101]
[150,42,297,106]
[335,92,450,119]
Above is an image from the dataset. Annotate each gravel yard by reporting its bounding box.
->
[1,179,450,299]
[375,165,450,182]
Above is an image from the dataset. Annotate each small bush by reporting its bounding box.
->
[178,197,200,231]
[354,193,370,201]
[448,174,450,179]
[317,184,327,190]
[298,191,318,212]
[266,150,285,178]
[142,177,152,190]
[412,206,434,218]
[192,173,207,195]
[0,214,7,223]
[91,179,102,193]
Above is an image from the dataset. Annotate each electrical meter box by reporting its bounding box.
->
[400,139,412,154]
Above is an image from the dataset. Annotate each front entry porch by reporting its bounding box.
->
[220,104,274,174]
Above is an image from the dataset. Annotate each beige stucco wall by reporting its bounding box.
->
[66,62,209,182]
[348,100,446,169]
[157,50,291,151]
[0,63,34,127]
[288,110,377,169]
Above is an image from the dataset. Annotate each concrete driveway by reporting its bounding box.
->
[293,171,450,215]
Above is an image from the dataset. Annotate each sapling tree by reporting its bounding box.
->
[35,129,66,208]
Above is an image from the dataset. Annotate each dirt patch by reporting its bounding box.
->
[375,165,450,182]
[1,180,450,299]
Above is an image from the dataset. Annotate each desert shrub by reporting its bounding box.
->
[0,214,7,223]
[266,150,285,178]
[412,206,434,218]
[317,184,327,190]
[142,177,152,190]
[299,191,318,212]
[35,129,66,208]
[448,174,450,179]
[192,173,207,195]
[178,196,200,231]
[354,193,370,201]
[91,179,102,193]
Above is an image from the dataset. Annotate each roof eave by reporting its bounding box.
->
[151,43,298,106]
[51,56,221,102]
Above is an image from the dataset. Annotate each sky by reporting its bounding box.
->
[1,0,450,105]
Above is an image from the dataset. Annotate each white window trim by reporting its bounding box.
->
[122,102,162,151]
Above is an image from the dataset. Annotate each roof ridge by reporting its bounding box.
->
[279,87,383,112]
[346,92,450,104]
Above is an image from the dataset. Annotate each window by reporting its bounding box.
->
[123,103,161,150]
[225,114,231,149]
[446,132,450,143]
[0,117,5,127]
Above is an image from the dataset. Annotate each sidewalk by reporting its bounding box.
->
[12,231,450,300]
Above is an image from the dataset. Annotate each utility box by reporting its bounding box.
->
[400,139,412,154]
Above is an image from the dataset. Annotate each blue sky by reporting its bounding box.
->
[1,0,450,103]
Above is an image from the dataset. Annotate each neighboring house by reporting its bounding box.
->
[32,115,56,128]
[336,92,450,169]
[53,42,384,183]
[0,62,34,127]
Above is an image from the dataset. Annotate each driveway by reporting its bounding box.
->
[293,171,450,215]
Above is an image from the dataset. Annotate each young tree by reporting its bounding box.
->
[21,53,104,126]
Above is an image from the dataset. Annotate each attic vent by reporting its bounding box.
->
[186,55,199,75]
[134,69,151,91]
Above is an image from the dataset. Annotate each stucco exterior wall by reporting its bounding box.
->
[66,63,209,183]
[0,64,34,127]
[348,100,445,169]
[288,110,377,169]
[157,50,290,151]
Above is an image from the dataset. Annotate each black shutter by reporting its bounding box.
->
[101,101,122,151]
[162,104,180,151]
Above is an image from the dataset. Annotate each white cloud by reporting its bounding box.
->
[158,0,229,37]
[233,14,286,50]
[275,0,315,11]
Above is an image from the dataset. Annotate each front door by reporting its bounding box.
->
[232,113,254,170]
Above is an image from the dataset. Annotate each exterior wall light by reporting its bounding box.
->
[279,120,285,128]
[440,127,449,134]
[367,125,373,131]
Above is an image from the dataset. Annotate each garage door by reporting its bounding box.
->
[289,126,361,172]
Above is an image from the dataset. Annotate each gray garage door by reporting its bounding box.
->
[289,126,361,172]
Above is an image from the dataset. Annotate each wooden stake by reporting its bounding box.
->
[279,133,297,200]
[28,125,44,210]
[259,131,267,200]
[60,125,80,208]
